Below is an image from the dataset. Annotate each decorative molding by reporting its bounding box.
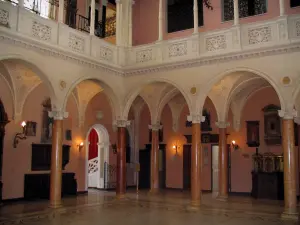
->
[136,49,152,63]
[278,109,297,120]
[169,42,187,58]
[99,47,113,62]
[59,80,66,90]
[0,34,123,76]
[31,21,51,41]
[148,123,162,131]
[48,111,69,120]
[215,121,230,128]
[68,33,85,53]
[248,26,272,45]
[114,120,131,127]
[0,9,9,28]
[187,114,205,124]
[206,35,227,52]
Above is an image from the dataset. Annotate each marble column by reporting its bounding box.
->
[158,0,163,41]
[116,120,129,198]
[279,0,285,16]
[90,0,96,35]
[193,0,198,34]
[149,124,161,193]
[58,0,64,23]
[188,115,204,206]
[49,111,67,208]
[279,110,298,220]
[233,0,239,26]
[216,121,229,201]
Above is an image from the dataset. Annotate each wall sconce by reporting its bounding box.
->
[13,121,27,148]
[172,143,179,155]
[111,143,117,154]
[231,140,239,151]
[77,142,84,151]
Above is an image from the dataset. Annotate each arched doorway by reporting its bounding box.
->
[86,124,110,190]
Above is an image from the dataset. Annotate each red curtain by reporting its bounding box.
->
[88,128,99,160]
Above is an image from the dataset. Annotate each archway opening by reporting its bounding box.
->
[86,124,110,190]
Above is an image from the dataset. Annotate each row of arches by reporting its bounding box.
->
[1,56,300,124]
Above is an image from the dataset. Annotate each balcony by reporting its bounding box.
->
[1,0,300,73]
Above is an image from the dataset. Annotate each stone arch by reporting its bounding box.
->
[85,124,110,190]
[123,78,193,121]
[64,76,122,122]
[197,67,285,117]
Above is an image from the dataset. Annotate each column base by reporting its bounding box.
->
[49,202,62,209]
[281,209,299,221]
[187,200,201,211]
[149,188,160,195]
[116,193,127,200]
[216,194,228,202]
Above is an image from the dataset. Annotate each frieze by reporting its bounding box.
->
[248,26,272,45]
[0,9,9,27]
[136,49,152,63]
[31,21,51,41]
[168,42,187,58]
[68,33,85,53]
[206,35,227,52]
[100,47,113,62]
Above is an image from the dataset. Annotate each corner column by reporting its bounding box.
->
[149,123,161,193]
[58,0,64,23]
[187,114,204,206]
[49,111,68,208]
[158,0,163,41]
[279,110,298,220]
[90,0,96,35]
[216,121,229,201]
[116,120,130,199]
[128,0,134,47]
[116,0,122,46]
[279,0,285,16]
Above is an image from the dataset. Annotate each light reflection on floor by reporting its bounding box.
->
[0,190,298,225]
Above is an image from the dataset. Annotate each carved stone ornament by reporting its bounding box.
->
[100,47,113,62]
[206,35,227,52]
[48,111,69,120]
[281,76,291,86]
[296,20,300,37]
[215,121,230,128]
[169,42,187,58]
[59,80,66,90]
[190,86,197,95]
[0,9,9,27]
[187,114,205,124]
[136,49,153,63]
[114,120,131,127]
[31,21,51,41]
[278,109,297,120]
[68,33,85,53]
[248,26,272,45]
[148,123,162,131]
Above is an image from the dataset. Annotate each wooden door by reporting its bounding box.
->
[159,146,166,189]
[183,145,191,190]
[139,149,150,189]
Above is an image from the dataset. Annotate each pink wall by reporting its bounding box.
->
[132,0,300,45]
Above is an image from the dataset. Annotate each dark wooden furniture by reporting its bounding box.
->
[251,172,284,200]
[251,152,284,200]
[0,99,9,204]
[31,144,70,171]
[24,173,77,200]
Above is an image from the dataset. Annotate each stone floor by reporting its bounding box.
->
[0,190,298,225]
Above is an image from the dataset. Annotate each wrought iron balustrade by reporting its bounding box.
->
[104,162,116,190]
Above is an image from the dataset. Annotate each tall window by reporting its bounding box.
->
[290,0,300,7]
[167,0,203,33]
[223,0,267,22]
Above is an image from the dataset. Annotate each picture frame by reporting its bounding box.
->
[65,129,72,141]
[25,121,37,136]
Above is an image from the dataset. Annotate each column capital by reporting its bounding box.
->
[278,109,297,120]
[148,123,162,131]
[48,111,68,120]
[114,120,131,128]
[115,0,121,4]
[215,121,230,128]
[187,114,205,124]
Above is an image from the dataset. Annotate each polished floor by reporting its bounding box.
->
[0,190,298,225]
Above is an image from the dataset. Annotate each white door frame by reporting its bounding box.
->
[85,124,110,190]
